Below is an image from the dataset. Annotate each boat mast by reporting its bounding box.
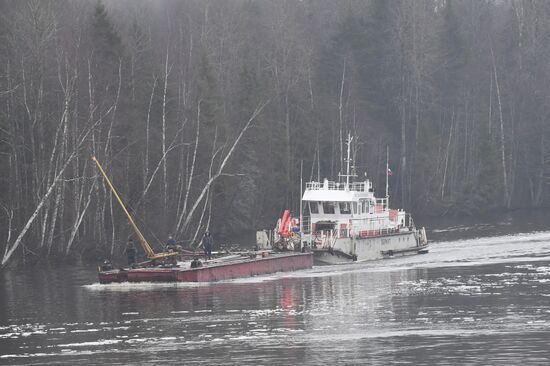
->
[346,133,352,187]
[339,132,356,188]
[385,146,389,208]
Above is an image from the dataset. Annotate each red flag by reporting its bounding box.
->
[387,168,393,176]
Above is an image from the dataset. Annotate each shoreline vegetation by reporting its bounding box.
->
[2,1,550,267]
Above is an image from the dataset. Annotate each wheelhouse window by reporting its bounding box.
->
[322,201,335,214]
[339,202,351,214]
[309,202,319,214]
[359,199,371,214]
[367,200,374,213]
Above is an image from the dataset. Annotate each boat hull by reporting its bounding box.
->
[98,252,313,284]
[313,232,428,265]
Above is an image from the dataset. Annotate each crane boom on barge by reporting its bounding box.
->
[92,156,177,262]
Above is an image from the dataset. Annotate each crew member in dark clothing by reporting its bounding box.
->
[202,232,213,260]
[166,234,176,251]
[191,256,202,268]
[125,238,137,267]
[100,259,113,271]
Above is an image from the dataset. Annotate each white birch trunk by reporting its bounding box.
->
[175,101,201,234]
[162,48,171,213]
[178,101,268,233]
[491,45,510,207]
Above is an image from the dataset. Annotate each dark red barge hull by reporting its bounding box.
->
[98,252,313,284]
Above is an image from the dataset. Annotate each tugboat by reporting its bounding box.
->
[301,134,428,264]
[92,156,313,284]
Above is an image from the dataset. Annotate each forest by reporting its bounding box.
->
[1,0,550,267]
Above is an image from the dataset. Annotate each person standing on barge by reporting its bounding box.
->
[202,232,213,260]
[125,238,137,267]
[166,234,176,251]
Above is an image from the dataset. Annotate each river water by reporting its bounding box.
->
[2,211,550,365]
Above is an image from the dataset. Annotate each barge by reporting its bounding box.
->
[92,156,312,284]
[98,251,313,284]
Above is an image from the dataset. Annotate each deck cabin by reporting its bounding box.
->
[301,178,411,244]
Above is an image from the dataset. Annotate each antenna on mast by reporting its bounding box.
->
[338,132,357,188]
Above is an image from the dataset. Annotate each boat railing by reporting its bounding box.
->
[350,215,411,238]
[306,222,412,243]
[305,181,370,192]
[406,213,414,228]
[302,216,311,234]
[307,229,338,249]
[356,227,404,238]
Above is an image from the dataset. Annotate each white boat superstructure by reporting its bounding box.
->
[300,134,428,264]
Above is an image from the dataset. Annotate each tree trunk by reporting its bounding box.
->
[491,45,510,207]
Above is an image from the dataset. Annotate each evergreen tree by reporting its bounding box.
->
[88,1,126,105]
[197,51,220,126]
[220,64,264,233]
[359,0,400,132]
[475,125,502,211]
[91,1,123,63]
[435,0,467,104]
[195,50,226,236]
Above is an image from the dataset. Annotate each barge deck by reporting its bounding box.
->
[99,251,313,284]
